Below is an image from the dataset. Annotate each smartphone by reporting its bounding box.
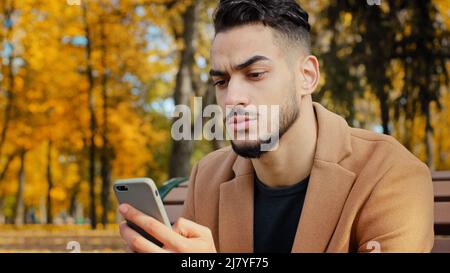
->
[113,177,171,247]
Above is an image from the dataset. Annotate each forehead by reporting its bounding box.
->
[211,24,283,68]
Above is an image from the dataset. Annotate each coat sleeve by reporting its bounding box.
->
[180,162,199,222]
[355,160,434,253]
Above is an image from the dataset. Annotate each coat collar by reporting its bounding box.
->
[218,102,356,252]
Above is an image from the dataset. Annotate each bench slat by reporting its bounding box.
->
[432,237,450,253]
[434,202,450,235]
[163,187,188,205]
[434,181,450,202]
[432,171,450,181]
[434,202,450,225]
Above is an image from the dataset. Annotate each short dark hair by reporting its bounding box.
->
[213,0,311,52]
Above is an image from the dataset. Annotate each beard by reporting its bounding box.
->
[231,86,300,159]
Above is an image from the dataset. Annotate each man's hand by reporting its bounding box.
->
[118,204,217,253]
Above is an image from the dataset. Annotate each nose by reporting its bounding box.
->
[224,77,249,107]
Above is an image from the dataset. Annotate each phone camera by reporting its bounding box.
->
[116,185,128,191]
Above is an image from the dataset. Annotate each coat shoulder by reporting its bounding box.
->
[346,130,434,252]
[346,127,428,172]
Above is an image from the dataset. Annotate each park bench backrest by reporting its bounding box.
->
[431,171,450,253]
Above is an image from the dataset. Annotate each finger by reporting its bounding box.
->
[120,227,136,254]
[120,221,168,253]
[173,217,211,238]
[125,245,134,253]
[119,204,186,250]
[172,224,187,237]
[119,221,169,253]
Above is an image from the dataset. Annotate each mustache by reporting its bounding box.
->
[224,107,259,122]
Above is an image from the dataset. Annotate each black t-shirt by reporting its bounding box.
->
[253,173,309,253]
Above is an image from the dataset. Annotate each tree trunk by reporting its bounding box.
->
[378,89,390,135]
[0,197,5,224]
[100,152,111,226]
[0,1,15,158]
[13,149,26,225]
[99,16,112,226]
[424,102,435,170]
[39,196,46,224]
[46,140,53,224]
[69,181,81,219]
[169,2,198,178]
[82,2,97,229]
[364,5,391,135]
[0,151,16,222]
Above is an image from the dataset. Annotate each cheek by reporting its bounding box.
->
[215,91,226,107]
[275,76,296,100]
[256,80,288,107]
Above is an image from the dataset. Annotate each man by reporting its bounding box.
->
[118,0,434,253]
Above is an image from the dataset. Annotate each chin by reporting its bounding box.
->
[230,139,268,159]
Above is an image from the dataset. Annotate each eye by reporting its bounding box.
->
[213,80,227,88]
[247,71,266,80]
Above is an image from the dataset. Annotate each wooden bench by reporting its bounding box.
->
[161,171,450,252]
[432,171,450,253]
[160,178,188,224]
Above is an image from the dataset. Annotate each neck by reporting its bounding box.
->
[251,96,317,188]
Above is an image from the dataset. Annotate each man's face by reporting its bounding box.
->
[210,24,300,158]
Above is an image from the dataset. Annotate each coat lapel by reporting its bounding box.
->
[218,157,254,252]
[290,160,356,252]
[291,103,356,252]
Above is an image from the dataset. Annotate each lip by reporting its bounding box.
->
[227,116,257,131]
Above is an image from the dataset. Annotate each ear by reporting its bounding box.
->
[297,55,320,96]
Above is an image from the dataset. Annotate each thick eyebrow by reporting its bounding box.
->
[235,55,270,70]
[209,55,271,77]
[209,69,227,77]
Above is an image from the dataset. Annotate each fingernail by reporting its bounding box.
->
[119,204,128,214]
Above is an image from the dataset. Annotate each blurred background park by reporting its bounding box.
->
[0,0,448,252]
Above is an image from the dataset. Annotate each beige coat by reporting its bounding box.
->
[181,102,434,252]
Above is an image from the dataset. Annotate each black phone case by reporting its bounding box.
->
[126,220,164,247]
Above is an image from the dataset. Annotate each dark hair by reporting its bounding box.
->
[213,0,311,51]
